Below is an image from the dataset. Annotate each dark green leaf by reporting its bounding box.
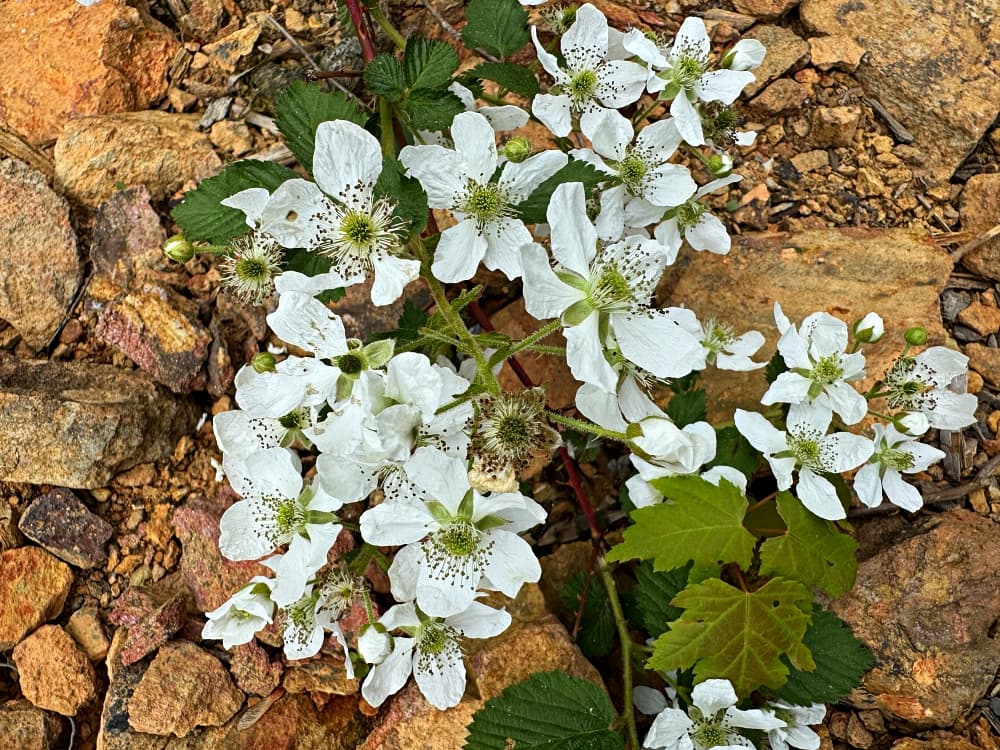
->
[369,297,431,345]
[464,671,623,750]
[560,573,614,658]
[665,388,707,428]
[365,54,406,101]
[517,159,607,224]
[764,350,787,385]
[775,606,874,705]
[274,80,367,173]
[403,89,466,131]
[633,561,690,639]
[461,0,530,58]
[373,157,428,233]
[459,61,538,97]
[171,160,298,245]
[707,426,759,480]
[404,37,460,91]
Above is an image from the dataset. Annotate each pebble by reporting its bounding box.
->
[12,625,98,717]
[89,185,167,301]
[17,488,113,569]
[958,173,1000,282]
[742,25,810,96]
[957,300,1000,336]
[811,106,862,148]
[731,0,800,18]
[809,34,866,71]
[230,641,283,697]
[118,591,189,666]
[0,700,64,750]
[0,547,73,650]
[66,606,110,662]
[751,78,809,115]
[790,149,830,174]
[964,343,1000,387]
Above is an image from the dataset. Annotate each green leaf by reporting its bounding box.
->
[463,671,623,750]
[461,0,530,58]
[403,89,466,131]
[764,350,788,385]
[759,492,858,597]
[459,61,538,97]
[560,573,615,658]
[517,160,607,224]
[373,157,428,234]
[171,160,298,245]
[649,577,814,696]
[606,476,756,576]
[370,297,430,345]
[665,388,707,428]
[775,606,874,705]
[404,37,460,91]
[274,80,367,173]
[633,562,690,639]
[365,53,406,101]
[706,426,760,480]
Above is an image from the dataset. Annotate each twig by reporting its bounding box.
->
[861,95,914,143]
[264,14,357,99]
[951,223,1000,264]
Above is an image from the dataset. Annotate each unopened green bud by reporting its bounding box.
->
[503,137,532,163]
[163,234,195,263]
[706,154,732,178]
[904,327,928,346]
[252,352,277,373]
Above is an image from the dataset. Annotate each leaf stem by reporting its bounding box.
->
[495,319,563,363]
[599,560,640,750]
[369,5,407,51]
[379,97,395,157]
[546,410,629,442]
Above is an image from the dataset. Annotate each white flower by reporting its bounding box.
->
[201,577,275,649]
[624,18,756,146]
[277,576,355,669]
[263,121,417,305]
[643,678,784,750]
[882,347,977,430]
[764,701,826,750]
[219,232,284,305]
[734,403,873,520]
[762,304,869,425]
[520,182,704,392]
[723,39,767,72]
[854,423,944,512]
[574,110,696,240]
[664,307,765,371]
[530,4,648,137]
[653,175,742,256]
[358,623,392,665]
[852,312,885,343]
[399,111,566,282]
[360,448,545,617]
[213,405,314,458]
[361,600,511,709]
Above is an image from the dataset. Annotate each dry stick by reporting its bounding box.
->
[950,223,1000,264]
[264,14,356,99]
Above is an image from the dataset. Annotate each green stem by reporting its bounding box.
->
[867,409,895,421]
[521,344,565,356]
[599,561,640,750]
[379,97,395,157]
[498,319,563,362]
[631,98,662,127]
[369,5,406,50]
[546,410,629,442]
[196,244,233,255]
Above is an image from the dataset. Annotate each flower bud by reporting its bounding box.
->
[503,137,532,163]
[163,234,195,263]
[721,39,767,71]
[852,312,884,343]
[894,411,929,436]
[706,153,733,178]
[904,327,928,346]
[251,352,277,373]
[358,623,392,665]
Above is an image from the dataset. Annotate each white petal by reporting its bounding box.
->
[371,256,421,306]
[727,39,766,71]
[387,543,422,602]
[482,530,542,597]
[594,61,649,107]
[500,150,568,203]
[447,601,512,638]
[576,382,628,432]
[761,372,812,406]
[483,217,532,280]
[406,446,471,508]
[225,447,302,500]
[479,105,530,131]
[727,706,788,731]
[418,553,479,617]
[925,391,977,430]
[596,184,627,241]
[695,70,755,104]
[797,469,846,520]
[531,25,563,80]
[361,639,415,707]
[622,28,667,68]
[672,17,710,61]
[413,643,466,709]
[565,313,617,392]
[360,500,435,546]
[633,686,668,715]
[581,109,632,162]
[820,432,874,472]
[734,409,788,455]
[451,111,498,184]
[670,93,705,146]
[520,244,583,319]
[221,187,270,227]
[644,164,697,208]
[548,182,598,275]
[398,145,463,207]
[818,382,869,426]
[313,120,381,207]
[218,502,276,560]
[613,312,703,379]
[685,212,731,253]
[636,118,683,157]
[644,708,694,749]
[692,679,738,715]
[787,402,833,435]
[561,3,607,70]
[261,179,328,247]
[853,463,883,508]
[882,470,924,512]
[267,291,348,358]
[432,219,488,282]
[531,93,573,138]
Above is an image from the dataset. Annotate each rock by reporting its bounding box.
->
[0,700,64,750]
[89,186,167,301]
[958,173,1000,282]
[809,34,866,71]
[963,344,1000,388]
[358,685,480,750]
[660,229,953,422]
[12,625,98,716]
[493,297,579,410]
[0,356,199,488]
[855,167,887,198]
[799,0,1000,183]
[54,111,222,208]
[127,640,244,736]
[0,547,73,650]
[283,657,359,696]
[118,592,189,666]
[742,25,810,96]
[66,606,110,662]
[95,284,212,394]
[0,158,81,350]
[956,301,1000,336]
[790,149,829,174]
[731,0,800,18]
[750,79,809,115]
[17,488,113,568]
[811,106,863,148]
[209,121,255,156]
[833,511,1000,728]
[0,0,178,145]
[890,739,980,750]
[203,23,262,73]
[230,641,283,697]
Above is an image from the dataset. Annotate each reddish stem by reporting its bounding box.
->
[343,0,377,63]
[572,543,601,638]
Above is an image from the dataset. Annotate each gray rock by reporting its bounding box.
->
[0,356,199,489]
[18,488,113,569]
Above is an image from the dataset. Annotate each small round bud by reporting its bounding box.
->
[163,234,195,263]
[706,153,732,178]
[358,623,392,665]
[894,411,929,437]
[904,327,928,346]
[251,352,277,373]
[503,137,532,163]
[852,312,885,343]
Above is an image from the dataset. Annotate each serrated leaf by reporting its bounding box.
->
[706,426,760,480]
[274,81,367,173]
[403,89,466,131]
[606,476,756,575]
[759,492,858,597]
[633,561,691,639]
[365,53,406,101]
[464,671,623,750]
[560,573,615,658]
[171,160,298,244]
[665,389,707,428]
[649,577,814,696]
[460,61,538,97]
[461,0,530,58]
[404,37,460,91]
[517,160,607,224]
[775,606,874,705]
[373,156,428,234]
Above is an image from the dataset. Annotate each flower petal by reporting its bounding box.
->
[482,529,542,597]
[451,111,498,184]
[531,93,573,138]
[561,3,608,70]
[371,256,421,306]
[694,69,755,104]
[548,182,598,274]
[313,120,381,207]
[398,145,463,207]
[797,469,846,520]
[499,149,568,203]
[432,219,488,282]
[565,313,617,392]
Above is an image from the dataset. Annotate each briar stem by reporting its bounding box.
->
[196,244,233,255]
[379,98,395,157]
[599,560,640,750]
[342,0,376,62]
[369,5,406,50]
[868,409,895,421]
[546,410,629,442]
[502,319,563,361]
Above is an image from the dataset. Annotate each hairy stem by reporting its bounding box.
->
[599,560,640,750]
[546,410,629,442]
[369,5,407,51]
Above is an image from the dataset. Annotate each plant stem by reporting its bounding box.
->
[546,410,629,442]
[369,5,407,51]
[379,97,395,157]
[343,0,376,62]
[599,560,640,750]
[499,319,563,361]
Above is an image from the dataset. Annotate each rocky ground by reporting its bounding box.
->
[0,0,999,748]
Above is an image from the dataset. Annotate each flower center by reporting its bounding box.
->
[878,446,915,472]
[464,182,506,222]
[589,266,632,310]
[569,69,598,104]
[676,200,707,231]
[619,155,648,193]
[279,408,310,430]
[702,320,736,354]
[336,353,364,374]
[317,197,405,278]
[341,210,377,246]
[671,54,706,89]
[235,256,270,281]
[419,623,449,655]
[810,354,844,386]
[689,719,727,748]
[438,520,479,557]
[274,500,305,536]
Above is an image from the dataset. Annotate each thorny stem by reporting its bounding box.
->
[599,560,640,750]
[369,5,407,51]
[546,410,629,442]
[343,0,376,63]
[572,543,601,639]
[498,319,564,362]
